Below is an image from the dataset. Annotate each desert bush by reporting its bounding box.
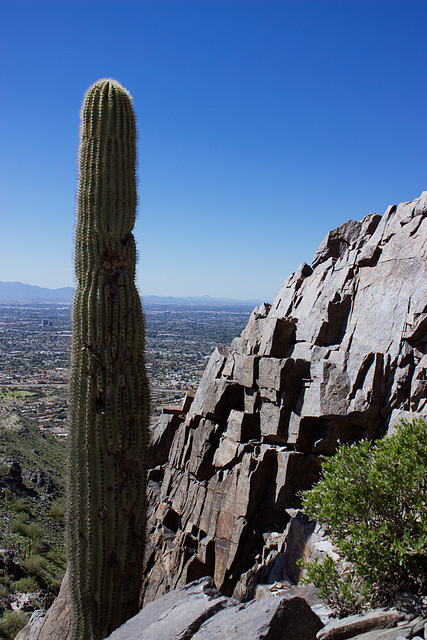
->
[14,576,38,593]
[1,489,12,503]
[11,517,43,542]
[11,498,32,515]
[45,549,66,568]
[0,465,12,480]
[10,511,29,526]
[48,497,64,524]
[32,538,50,554]
[301,555,368,616]
[0,610,29,640]
[21,555,47,585]
[301,418,427,609]
[21,553,63,592]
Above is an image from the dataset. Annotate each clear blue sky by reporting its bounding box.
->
[1,0,426,301]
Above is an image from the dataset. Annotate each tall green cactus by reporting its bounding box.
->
[66,79,149,640]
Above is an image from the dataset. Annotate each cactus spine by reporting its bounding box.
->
[67,79,149,640]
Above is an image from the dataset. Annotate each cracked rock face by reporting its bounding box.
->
[142,191,427,605]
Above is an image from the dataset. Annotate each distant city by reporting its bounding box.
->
[0,281,264,306]
[0,288,256,440]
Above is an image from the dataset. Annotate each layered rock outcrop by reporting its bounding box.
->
[17,192,427,640]
[142,191,427,604]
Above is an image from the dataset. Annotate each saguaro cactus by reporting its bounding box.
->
[66,79,149,640]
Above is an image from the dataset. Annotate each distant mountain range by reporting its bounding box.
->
[0,281,263,306]
[0,281,74,302]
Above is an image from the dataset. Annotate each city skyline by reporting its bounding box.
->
[1,1,426,300]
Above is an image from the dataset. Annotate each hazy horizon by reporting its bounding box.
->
[0,280,265,304]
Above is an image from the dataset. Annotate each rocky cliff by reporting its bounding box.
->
[17,191,427,640]
[142,191,427,604]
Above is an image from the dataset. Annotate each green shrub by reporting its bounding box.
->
[22,555,47,585]
[0,465,12,479]
[45,549,66,568]
[48,497,64,524]
[301,418,427,608]
[0,610,29,640]
[32,538,50,554]
[11,517,43,541]
[11,498,32,515]
[14,576,39,593]
[2,489,12,503]
[300,555,369,616]
[21,553,64,592]
[10,511,29,526]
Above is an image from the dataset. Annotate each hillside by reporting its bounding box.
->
[0,388,66,636]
